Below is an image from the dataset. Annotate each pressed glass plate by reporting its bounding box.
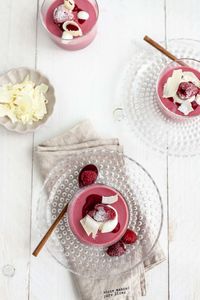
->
[115,39,200,156]
[36,149,163,278]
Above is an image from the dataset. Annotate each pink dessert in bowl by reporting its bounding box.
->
[157,58,200,120]
[68,184,129,247]
[40,0,99,50]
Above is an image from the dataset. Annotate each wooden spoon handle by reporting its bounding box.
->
[143,35,187,66]
[32,203,69,257]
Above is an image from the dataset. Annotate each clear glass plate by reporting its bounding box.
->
[115,39,200,156]
[36,148,163,278]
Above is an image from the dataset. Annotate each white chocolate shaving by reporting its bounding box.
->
[80,215,102,239]
[102,194,118,204]
[163,69,183,98]
[77,11,89,20]
[100,206,118,233]
[0,77,48,124]
[182,71,200,87]
[196,94,200,105]
[178,101,194,115]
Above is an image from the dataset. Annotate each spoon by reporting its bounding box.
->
[32,164,98,257]
[143,35,188,66]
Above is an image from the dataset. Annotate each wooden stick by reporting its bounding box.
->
[143,35,187,66]
[32,203,69,257]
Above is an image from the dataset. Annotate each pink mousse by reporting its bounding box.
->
[45,0,97,38]
[68,184,129,247]
[157,66,200,117]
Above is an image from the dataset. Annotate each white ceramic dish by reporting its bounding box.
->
[0,67,56,133]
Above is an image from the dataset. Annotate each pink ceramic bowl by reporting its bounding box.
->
[68,184,129,247]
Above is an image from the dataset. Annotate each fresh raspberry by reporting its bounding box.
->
[177,82,199,100]
[82,194,102,217]
[122,229,137,244]
[112,222,120,233]
[80,170,97,186]
[90,204,116,222]
[106,241,126,257]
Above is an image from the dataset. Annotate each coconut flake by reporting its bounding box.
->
[178,101,194,115]
[77,11,89,20]
[196,94,200,105]
[100,206,118,233]
[182,71,200,88]
[173,94,195,104]
[80,214,102,239]
[102,194,118,204]
[163,69,183,98]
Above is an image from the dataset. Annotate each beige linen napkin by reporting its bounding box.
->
[35,120,165,300]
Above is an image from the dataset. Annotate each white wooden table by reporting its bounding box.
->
[1,0,200,299]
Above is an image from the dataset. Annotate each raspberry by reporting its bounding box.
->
[79,165,98,187]
[112,222,120,233]
[82,194,102,217]
[90,204,116,222]
[106,241,126,257]
[80,170,97,186]
[177,82,199,100]
[122,229,137,244]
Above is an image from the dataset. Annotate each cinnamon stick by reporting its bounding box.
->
[32,203,69,257]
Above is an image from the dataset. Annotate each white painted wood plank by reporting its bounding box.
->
[166,0,200,299]
[168,157,200,300]
[0,1,37,300]
[30,0,168,299]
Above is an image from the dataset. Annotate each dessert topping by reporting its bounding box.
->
[80,170,97,186]
[80,194,119,238]
[53,4,74,24]
[64,0,75,11]
[88,204,116,222]
[0,77,48,124]
[62,31,73,40]
[63,20,82,37]
[177,101,194,116]
[106,241,126,257]
[77,11,89,21]
[80,214,102,239]
[121,229,137,244]
[79,164,98,187]
[102,194,118,204]
[100,206,118,233]
[163,69,200,115]
[177,82,199,100]
[82,194,102,217]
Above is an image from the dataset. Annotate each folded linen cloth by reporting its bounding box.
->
[35,120,165,300]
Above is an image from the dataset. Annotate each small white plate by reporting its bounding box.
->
[0,67,56,133]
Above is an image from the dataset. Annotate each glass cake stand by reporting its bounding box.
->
[36,148,163,278]
[114,39,200,156]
